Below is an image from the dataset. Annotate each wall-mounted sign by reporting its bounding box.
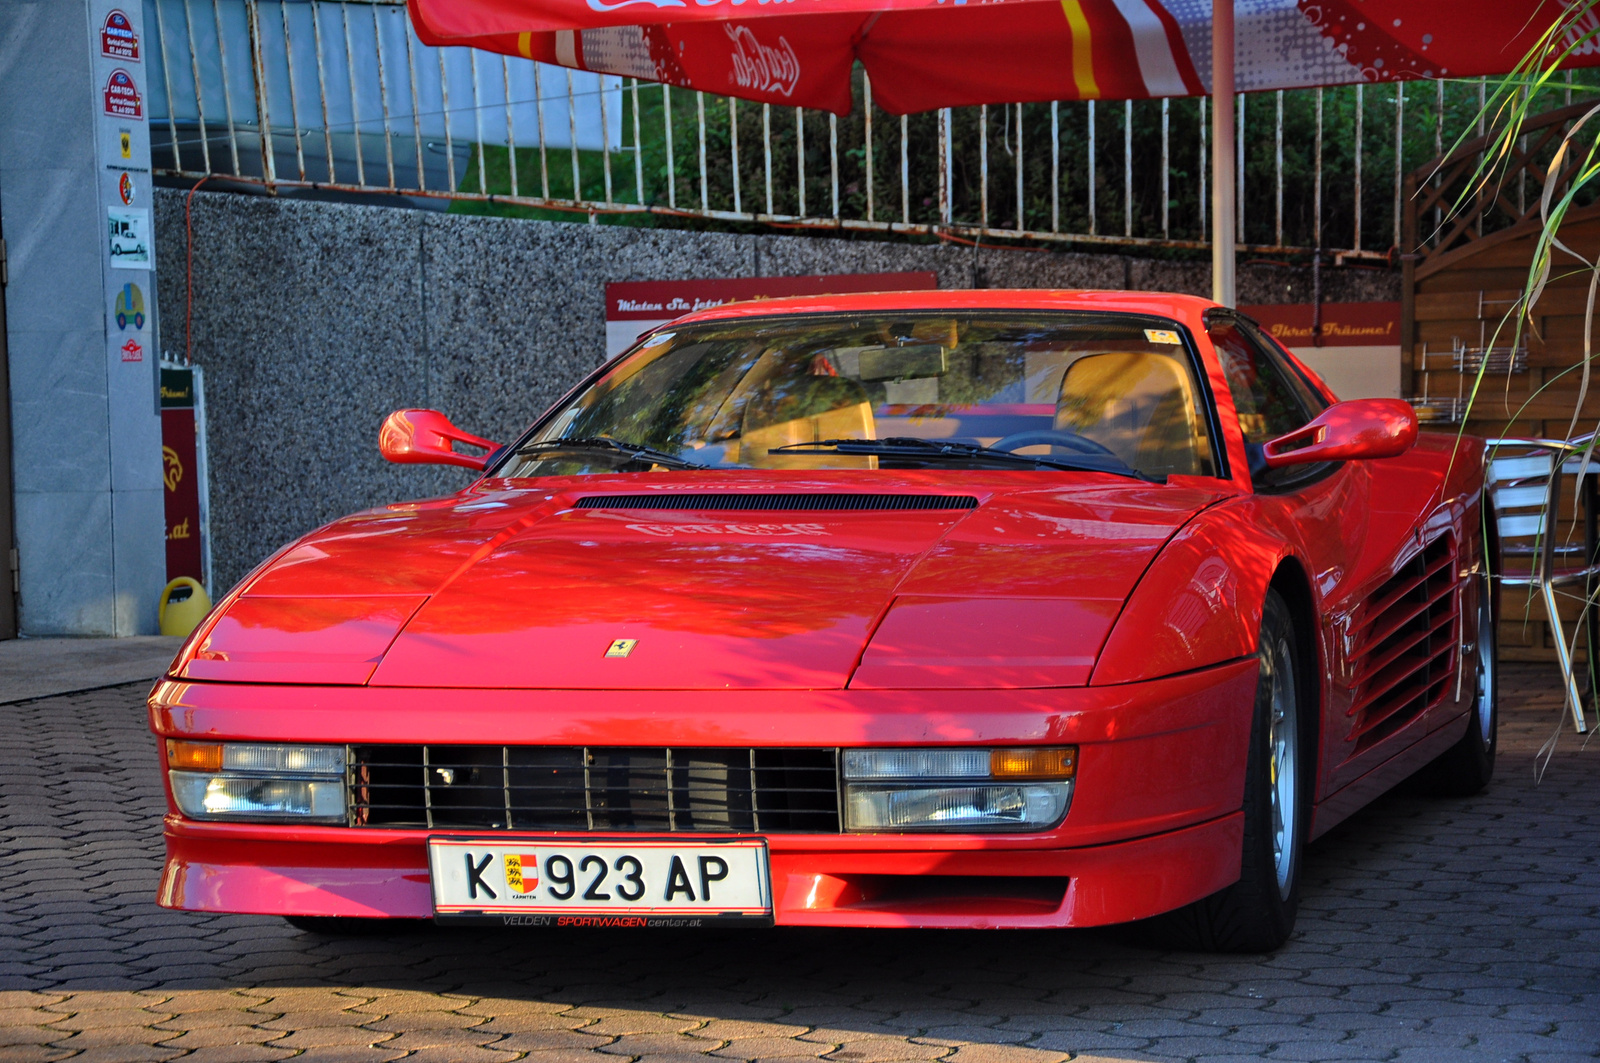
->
[107,207,149,268]
[101,9,140,60]
[1241,302,1399,348]
[160,365,206,583]
[103,68,142,118]
[1240,301,1401,400]
[118,171,135,205]
[604,272,940,359]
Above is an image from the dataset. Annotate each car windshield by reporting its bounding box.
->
[495,312,1217,480]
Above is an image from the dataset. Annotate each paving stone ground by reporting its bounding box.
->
[2,665,1598,1062]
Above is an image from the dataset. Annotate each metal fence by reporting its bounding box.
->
[148,0,1593,257]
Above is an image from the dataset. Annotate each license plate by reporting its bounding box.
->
[427,837,773,926]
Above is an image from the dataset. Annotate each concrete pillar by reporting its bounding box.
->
[0,0,166,635]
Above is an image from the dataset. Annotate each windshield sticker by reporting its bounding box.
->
[1144,329,1181,344]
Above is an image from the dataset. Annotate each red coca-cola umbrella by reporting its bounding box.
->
[407,0,1593,115]
[407,0,1594,303]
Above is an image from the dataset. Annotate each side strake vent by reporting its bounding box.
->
[1347,534,1460,750]
[575,493,979,512]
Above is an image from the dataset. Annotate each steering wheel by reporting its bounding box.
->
[991,429,1121,460]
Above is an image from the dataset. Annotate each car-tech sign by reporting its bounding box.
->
[103,68,142,118]
[101,9,139,60]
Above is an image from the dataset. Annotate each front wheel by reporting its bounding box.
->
[1144,588,1309,952]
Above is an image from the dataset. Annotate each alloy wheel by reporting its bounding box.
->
[1266,634,1300,899]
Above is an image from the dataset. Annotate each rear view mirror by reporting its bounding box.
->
[379,409,500,471]
[858,344,949,381]
[1261,398,1418,468]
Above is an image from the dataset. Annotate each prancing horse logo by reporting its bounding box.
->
[605,639,637,658]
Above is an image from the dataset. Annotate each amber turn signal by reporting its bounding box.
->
[989,747,1077,779]
[166,738,224,772]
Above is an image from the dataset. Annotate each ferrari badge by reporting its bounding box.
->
[605,639,638,658]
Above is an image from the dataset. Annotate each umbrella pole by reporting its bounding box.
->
[1210,0,1236,306]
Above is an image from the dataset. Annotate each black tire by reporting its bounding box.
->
[1414,565,1498,796]
[284,915,416,936]
[1142,589,1310,952]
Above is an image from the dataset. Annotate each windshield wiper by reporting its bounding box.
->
[769,437,1153,480]
[515,436,709,470]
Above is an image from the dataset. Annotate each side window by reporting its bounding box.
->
[1239,319,1332,414]
[1207,318,1315,446]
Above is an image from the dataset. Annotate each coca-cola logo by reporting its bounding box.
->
[1563,8,1600,56]
[726,24,800,98]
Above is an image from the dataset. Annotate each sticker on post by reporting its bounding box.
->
[103,69,142,119]
[1144,329,1181,345]
[108,209,150,268]
[101,10,140,61]
[114,283,145,330]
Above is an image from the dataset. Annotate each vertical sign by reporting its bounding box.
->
[160,365,204,582]
[91,1,159,403]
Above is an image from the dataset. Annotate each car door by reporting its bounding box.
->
[1205,311,1417,800]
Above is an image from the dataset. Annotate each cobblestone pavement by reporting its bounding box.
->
[3,666,1598,1063]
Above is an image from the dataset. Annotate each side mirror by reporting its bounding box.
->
[1261,398,1419,468]
[379,409,500,471]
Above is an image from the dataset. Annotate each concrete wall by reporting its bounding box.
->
[153,189,1398,593]
[2,1,166,636]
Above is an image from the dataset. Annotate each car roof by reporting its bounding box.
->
[670,288,1222,325]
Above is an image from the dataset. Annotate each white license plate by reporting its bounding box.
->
[428,837,773,926]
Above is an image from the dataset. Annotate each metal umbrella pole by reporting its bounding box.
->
[1211,0,1236,307]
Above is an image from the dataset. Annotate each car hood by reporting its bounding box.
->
[186,474,1225,689]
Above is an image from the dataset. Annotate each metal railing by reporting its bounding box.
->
[149,0,1589,256]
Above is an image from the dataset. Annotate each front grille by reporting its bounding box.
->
[575,493,978,512]
[350,746,841,832]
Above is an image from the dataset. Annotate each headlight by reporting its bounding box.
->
[166,740,346,823]
[842,747,1076,832]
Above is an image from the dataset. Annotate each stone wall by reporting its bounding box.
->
[153,189,1398,592]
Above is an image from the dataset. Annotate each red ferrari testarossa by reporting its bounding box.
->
[150,290,1493,951]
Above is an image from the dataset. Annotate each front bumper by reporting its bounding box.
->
[150,658,1257,929]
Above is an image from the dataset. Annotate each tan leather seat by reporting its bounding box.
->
[1054,352,1205,476]
[737,375,877,469]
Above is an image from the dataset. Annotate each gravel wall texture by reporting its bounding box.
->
[152,189,1399,592]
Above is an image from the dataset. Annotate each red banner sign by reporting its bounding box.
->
[1239,302,1400,348]
[607,272,938,321]
[604,271,938,358]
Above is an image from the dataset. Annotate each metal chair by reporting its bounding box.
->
[1486,434,1600,733]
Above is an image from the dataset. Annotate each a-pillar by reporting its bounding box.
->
[0,0,166,635]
